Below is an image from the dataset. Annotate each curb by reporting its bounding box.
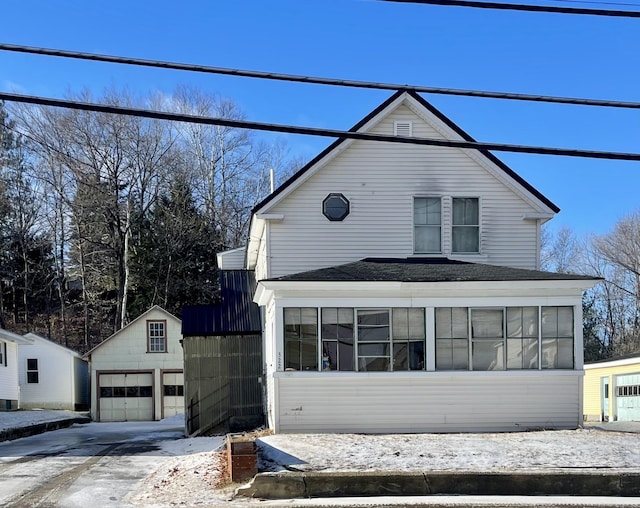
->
[237,470,640,499]
[0,416,90,443]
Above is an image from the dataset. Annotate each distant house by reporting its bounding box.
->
[218,90,599,433]
[0,329,31,411]
[84,306,183,422]
[182,270,263,435]
[584,354,640,422]
[18,333,89,411]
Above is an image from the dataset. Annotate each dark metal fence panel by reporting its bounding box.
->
[183,333,263,435]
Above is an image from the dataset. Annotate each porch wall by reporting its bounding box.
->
[275,371,582,433]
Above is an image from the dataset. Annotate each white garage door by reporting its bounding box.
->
[99,372,154,422]
[162,371,184,418]
[616,373,640,422]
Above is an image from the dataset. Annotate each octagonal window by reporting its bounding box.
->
[322,193,350,221]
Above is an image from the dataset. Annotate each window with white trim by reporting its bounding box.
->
[414,197,442,254]
[452,197,479,253]
[284,308,318,371]
[436,306,571,371]
[435,307,469,370]
[541,306,574,369]
[27,358,39,383]
[392,308,426,370]
[357,309,391,372]
[147,320,167,353]
[321,308,354,371]
[0,341,6,367]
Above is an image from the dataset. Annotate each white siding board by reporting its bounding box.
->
[277,373,580,433]
[0,341,19,402]
[266,109,542,278]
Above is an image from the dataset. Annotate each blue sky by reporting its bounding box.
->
[1,0,638,236]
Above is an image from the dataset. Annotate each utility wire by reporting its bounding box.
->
[1,91,639,162]
[379,0,640,16]
[1,43,639,110]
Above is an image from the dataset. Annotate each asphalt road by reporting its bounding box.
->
[0,419,185,507]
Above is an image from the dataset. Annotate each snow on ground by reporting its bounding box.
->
[0,408,84,431]
[4,411,640,506]
[257,428,640,473]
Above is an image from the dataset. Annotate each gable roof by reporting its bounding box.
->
[84,305,181,357]
[0,328,32,345]
[264,257,599,283]
[23,333,82,357]
[253,89,559,215]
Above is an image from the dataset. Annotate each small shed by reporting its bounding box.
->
[18,333,89,411]
[85,306,183,422]
[0,329,31,411]
[584,354,640,422]
[182,270,263,435]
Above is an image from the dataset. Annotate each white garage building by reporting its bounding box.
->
[85,306,184,422]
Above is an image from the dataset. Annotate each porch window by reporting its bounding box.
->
[392,308,426,370]
[471,308,504,371]
[357,309,390,371]
[321,308,354,371]
[148,320,167,353]
[506,307,539,369]
[284,307,318,370]
[414,197,441,254]
[541,306,574,369]
[452,197,479,253]
[27,358,39,383]
[435,307,469,370]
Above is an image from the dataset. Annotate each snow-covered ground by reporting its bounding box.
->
[3,411,640,507]
[0,408,85,432]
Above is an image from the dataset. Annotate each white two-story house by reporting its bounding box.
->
[219,90,599,433]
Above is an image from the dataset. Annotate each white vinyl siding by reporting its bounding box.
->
[18,334,89,411]
[264,104,543,278]
[276,371,582,433]
[0,341,19,403]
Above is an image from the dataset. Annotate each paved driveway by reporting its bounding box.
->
[0,419,187,507]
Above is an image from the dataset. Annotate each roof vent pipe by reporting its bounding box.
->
[270,168,275,194]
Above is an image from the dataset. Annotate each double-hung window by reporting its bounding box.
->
[148,321,167,353]
[507,307,539,369]
[0,341,5,366]
[356,309,391,371]
[27,358,39,383]
[470,308,504,371]
[541,306,574,369]
[284,308,318,370]
[452,197,479,253]
[435,307,469,370]
[321,308,354,371]
[414,197,441,254]
[392,308,426,370]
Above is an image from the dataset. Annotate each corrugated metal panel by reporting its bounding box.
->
[182,270,261,336]
[276,373,580,433]
[183,334,263,435]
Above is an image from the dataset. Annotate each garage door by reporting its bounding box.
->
[616,373,640,422]
[162,371,184,418]
[99,372,154,422]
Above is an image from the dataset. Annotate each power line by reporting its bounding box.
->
[1,91,639,162]
[379,0,640,16]
[1,43,639,110]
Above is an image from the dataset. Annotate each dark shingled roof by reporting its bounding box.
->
[265,258,600,283]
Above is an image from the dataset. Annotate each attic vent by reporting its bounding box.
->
[394,121,412,137]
